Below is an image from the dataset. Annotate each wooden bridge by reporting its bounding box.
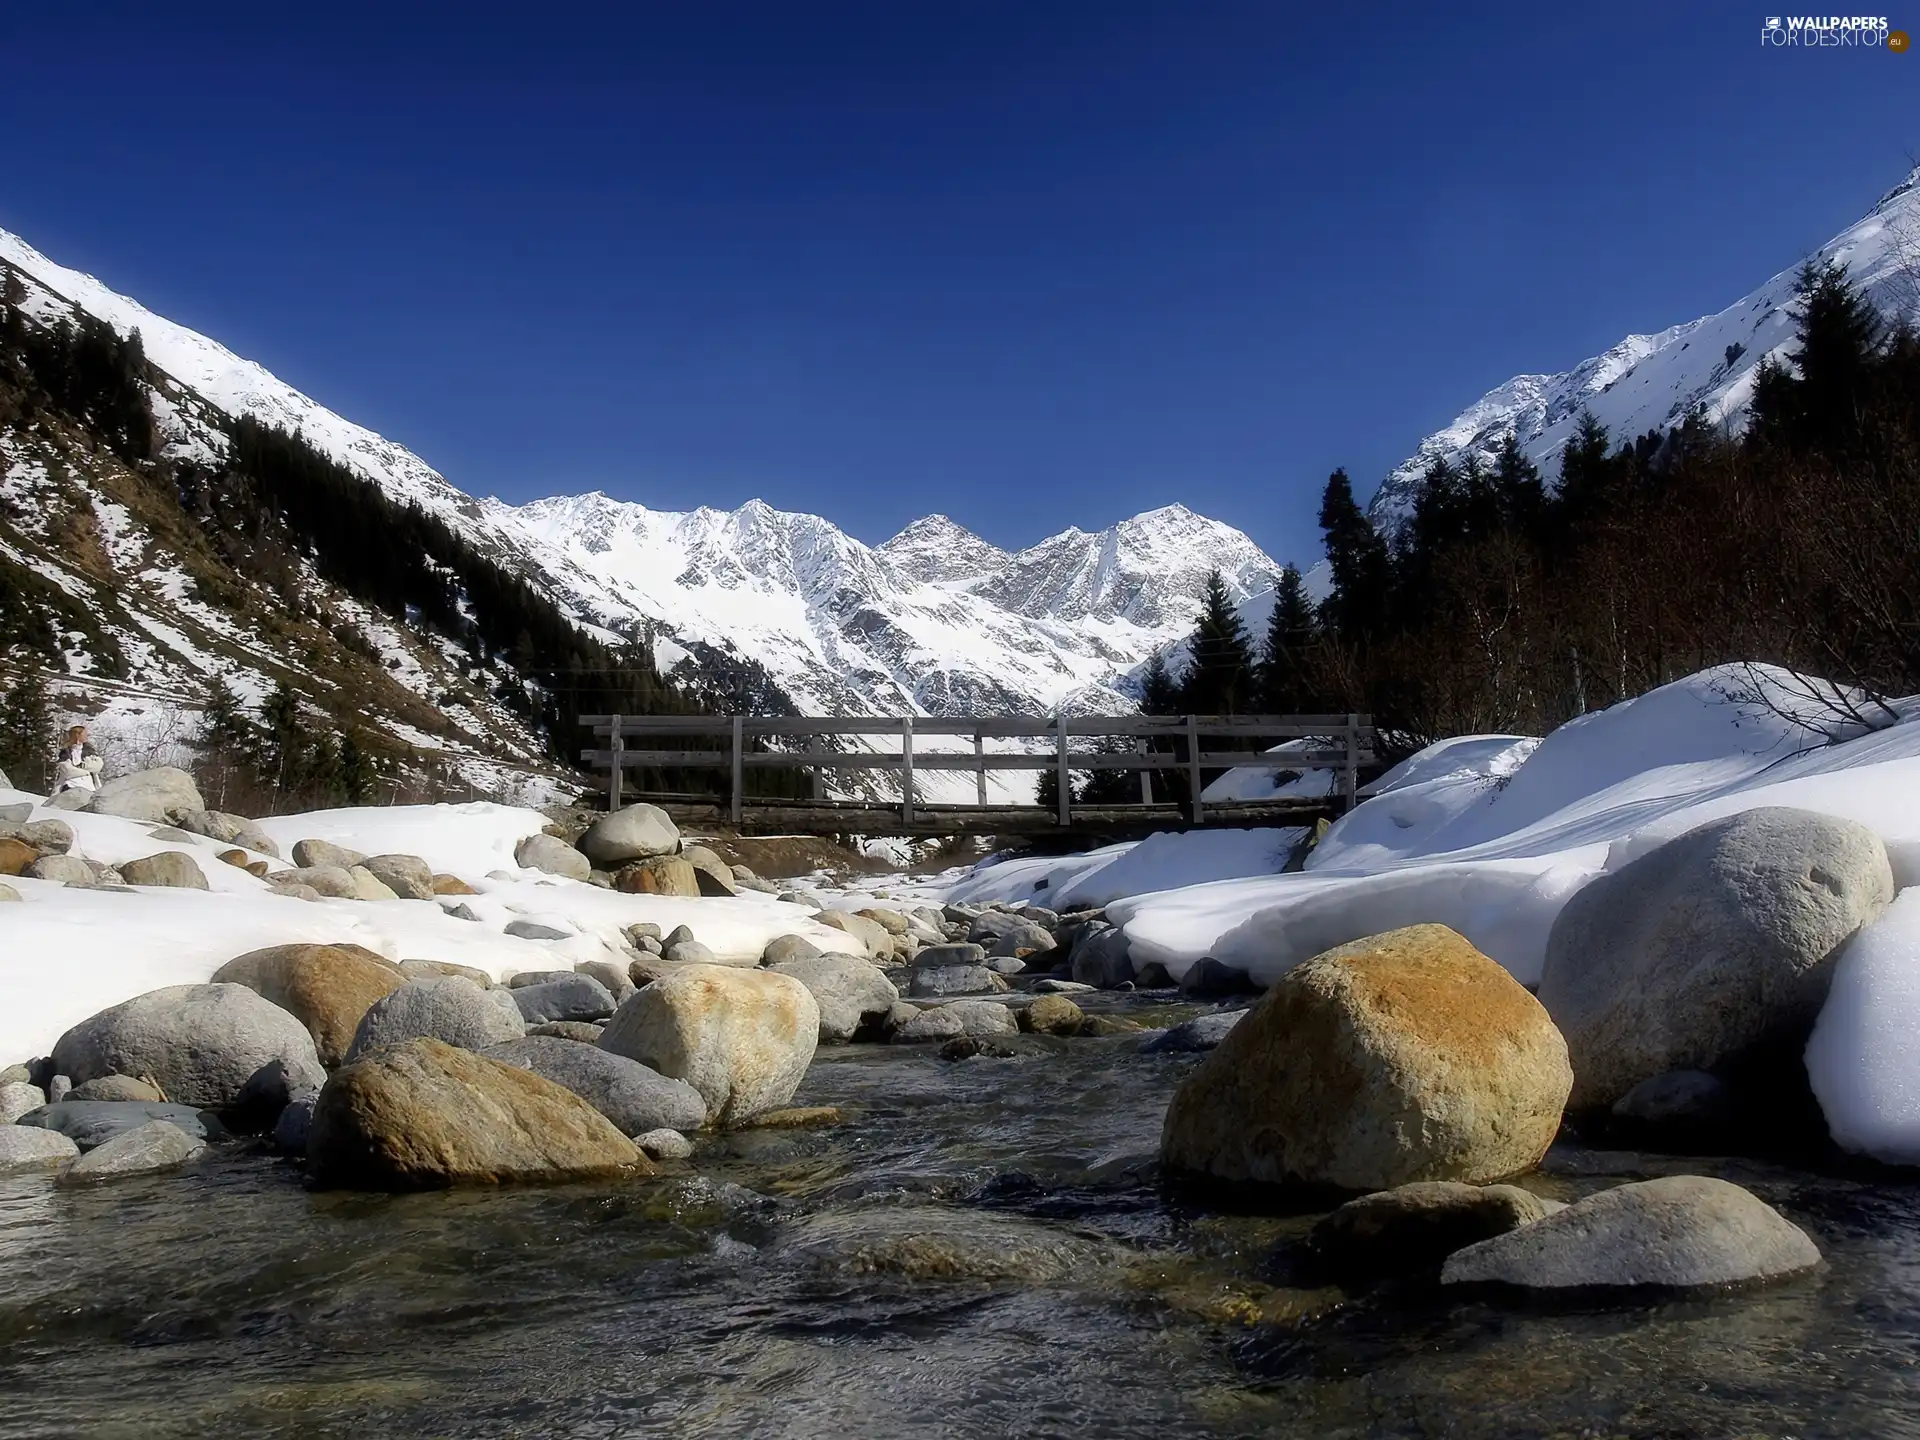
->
[580,713,1377,837]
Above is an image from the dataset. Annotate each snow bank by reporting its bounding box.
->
[1806,890,1920,1164]
[945,829,1306,912]
[0,795,863,1066]
[960,666,1920,993]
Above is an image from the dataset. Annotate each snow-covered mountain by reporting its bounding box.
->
[0,224,1286,735]
[1373,164,1920,528]
[487,491,1281,718]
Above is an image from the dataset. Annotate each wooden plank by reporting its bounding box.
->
[1187,714,1203,825]
[581,747,1375,772]
[729,715,743,826]
[608,713,623,811]
[1055,715,1070,826]
[974,732,986,807]
[901,715,915,827]
[584,714,1375,741]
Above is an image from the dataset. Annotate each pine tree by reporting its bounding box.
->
[1258,565,1317,713]
[1491,430,1545,533]
[1138,649,1183,714]
[1183,570,1254,714]
[337,733,376,803]
[261,681,304,794]
[1786,258,1884,454]
[1316,469,1393,644]
[0,660,54,791]
[1554,410,1617,529]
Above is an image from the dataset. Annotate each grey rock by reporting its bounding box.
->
[1070,926,1135,989]
[268,881,323,902]
[894,1000,1016,1042]
[441,902,481,922]
[482,1036,706,1136]
[230,1057,321,1131]
[762,934,824,966]
[17,1101,226,1149]
[907,963,1000,997]
[968,911,1056,957]
[146,826,199,843]
[625,922,663,944]
[0,1079,46,1122]
[778,889,828,909]
[0,1126,80,1171]
[1141,1008,1250,1054]
[579,803,680,866]
[347,866,400,902]
[0,1064,31,1085]
[1029,978,1097,994]
[635,1127,694,1160]
[664,924,696,948]
[346,977,526,1061]
[984,956,1028,976]
[505,919,573,942]
[273,1094,316,1153]
[52,984,325,1110]
[510,974,618,1025]
[0,801,28,824]
[292,838,366,870]
[26,854,95,887]
[47,1074,71,1103]
[769,954,900,1042]
[85,767,204,824]
[1180,957,1257,997]
[1441,1175,1822,1291]
[730,865,778,894]
[1610,1069,1742,1143]
[506,969,577,988]
[513,832,591,882]
[274,865,357,899]
[18,819,73,854]
[890,1005,965,1042]
[1309,1181,1558,1281]
[636,935,664,956]
[44,788,91,812]
[1539,807,1895,1111]
[60,1119,205,1183]
[360,854,436,900]
[682,844,738,896]
[177,810,281,858]
[574,959,636,1004]
[664,940,717,966]
[400,959,495,988]
[118,851,209,889]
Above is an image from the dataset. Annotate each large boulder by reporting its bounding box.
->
[119,852,209,889]
[969,911,1055,959]
[0,838,36,877]
[360,854,437,901]
[768,955,899,1042]
[86,767,204,824]
[513,833,591,882]
[177,810,281,858]
[25,854,94,886]
[51,984,326,1112]
[481,1036,706,1135]
[1161,925,1572,1192]
[346,977,526,1061]
[598,965,818,1126]
[0,1080,45,1122]
[613,855,700,897]
[818,910,891,959]
[509,974,618,1025]
[272,865,357,899]
[579,803,680,866]
[306,1038,645,1190]
[1441,1175,1821,1291]
[1539,807,1894,1112]
[893,1000,1017,1042]
[347,866,400,902]
[1141,1009,1249,1054]
[212,943,406,1067]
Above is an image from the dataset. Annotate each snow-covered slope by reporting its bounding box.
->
[0,224,1288,727]
[1373,164,1920,528]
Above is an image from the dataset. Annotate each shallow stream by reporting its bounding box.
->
[2,996,1918,1438]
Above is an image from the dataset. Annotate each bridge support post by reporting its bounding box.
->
[901,715,915,828]
[1137,737,1151,805]
[730,714,744,827]
[1055,714,1071,826]
[973,731,986,807]
[1343,713,1359,814]
[608,714,623,811]
[1186,714,1204,825]
[809,733,824,800]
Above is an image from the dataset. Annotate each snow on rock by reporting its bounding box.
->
[1807,889,1920,1164]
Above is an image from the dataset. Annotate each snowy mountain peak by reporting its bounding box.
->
[1371,165,1920,530]
[875,513,1010,587]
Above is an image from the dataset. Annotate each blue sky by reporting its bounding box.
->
[0,2,1912,563]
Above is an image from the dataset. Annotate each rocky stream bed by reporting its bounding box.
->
[2,992,1917,1439]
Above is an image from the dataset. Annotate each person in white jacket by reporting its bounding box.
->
[51,725,104,795]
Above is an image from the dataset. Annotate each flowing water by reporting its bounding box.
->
[2,997,1919,1438]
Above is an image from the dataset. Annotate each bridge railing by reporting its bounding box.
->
[579,713,1376,830]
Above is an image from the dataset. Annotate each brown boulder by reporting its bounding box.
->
[306,1038,646,1189]
[432,874,479,896]
[613,855,701,897]
[1161,925,1571,1192]
[212,943,406,1067]
[0,838,36,876]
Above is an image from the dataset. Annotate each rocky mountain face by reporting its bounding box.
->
[0,224,1289,802]
[1372,165,1920,529]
